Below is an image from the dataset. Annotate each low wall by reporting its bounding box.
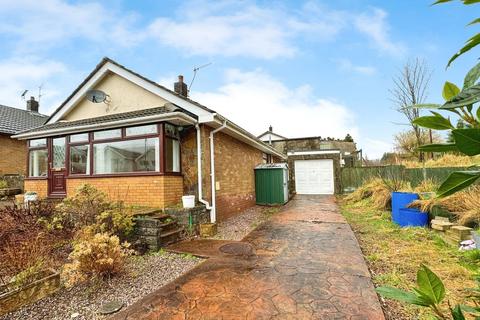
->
[1,174,25,191]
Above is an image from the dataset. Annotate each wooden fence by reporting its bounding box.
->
[341,165,473,191]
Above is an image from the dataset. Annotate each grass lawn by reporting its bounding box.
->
[340,198,479,320]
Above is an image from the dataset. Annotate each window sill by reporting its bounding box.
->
[25,177,48,180]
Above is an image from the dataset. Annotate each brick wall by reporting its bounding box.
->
[181,125,269,221]
[66,176,183,207]
[214,131,263,220]
[24,179,48,198]
[0,134,27,175]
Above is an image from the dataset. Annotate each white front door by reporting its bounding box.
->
[294,159,334,195]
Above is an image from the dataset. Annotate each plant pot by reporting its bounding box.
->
[199,223,217,237]
[182,195,195,209]
[395,208,429,227]
[0,269,60,316]
[24,193,38,204]
[391,192,419,223]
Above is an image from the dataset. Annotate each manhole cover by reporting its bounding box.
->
[219,243,255,256]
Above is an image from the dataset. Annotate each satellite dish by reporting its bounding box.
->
[86,90,108,103]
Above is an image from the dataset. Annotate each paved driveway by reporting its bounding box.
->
[113,196,385,320]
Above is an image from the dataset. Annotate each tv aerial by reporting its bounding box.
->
[188,62,212,94]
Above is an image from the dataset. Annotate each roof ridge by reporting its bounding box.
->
[0,104,48,117]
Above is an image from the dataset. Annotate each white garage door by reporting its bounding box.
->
[294,159,334,195]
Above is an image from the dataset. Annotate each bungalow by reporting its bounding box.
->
[13,58,286,222]
[0,99,47,175]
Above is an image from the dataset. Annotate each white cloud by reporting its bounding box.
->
[0,0,143,51]
[354,8,407,57]
[336,58,377,75]
[0,0,404,60]
[147,1,346,59]
[361,138,393,160]
[0,57,66,113]
[191,68,358,140]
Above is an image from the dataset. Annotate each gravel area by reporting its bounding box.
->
[1,252,202,320]
[210,206,279,241]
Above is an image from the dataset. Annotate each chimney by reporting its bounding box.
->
[269,125,273,132]
[27,96,39,113]
[174,75,188,97]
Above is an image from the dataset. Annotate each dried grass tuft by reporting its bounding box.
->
[403,154,480,168]
[410,185,480,226]
[345,178,411,210]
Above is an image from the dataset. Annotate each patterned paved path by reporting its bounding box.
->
[113,195,385,320]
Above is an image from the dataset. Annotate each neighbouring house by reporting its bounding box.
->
[258,126,361,195]
[0,99,48,175]
[13,58,286,222]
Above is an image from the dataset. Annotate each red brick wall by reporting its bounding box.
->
[181,125,264,221]
[24,179,48,198]
[213,131,263,221]
[0,134,27,175]
[67,176,183,207]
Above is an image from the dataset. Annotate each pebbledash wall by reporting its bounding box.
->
[0,134,27,175]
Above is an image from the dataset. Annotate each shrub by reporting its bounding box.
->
[0,202,69,284]
[56,184,112,230]
[96,206,134,240]
[62,231,131,287]
[0,180,7,189]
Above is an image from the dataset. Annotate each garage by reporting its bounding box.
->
[294,159,334,195]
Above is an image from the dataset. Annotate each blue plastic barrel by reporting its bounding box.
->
[391,192,419,225]
[396,208,429,227]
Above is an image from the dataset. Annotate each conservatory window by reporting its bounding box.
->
[93,137,160,174]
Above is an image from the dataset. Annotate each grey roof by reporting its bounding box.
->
[0,104,48,135]
[19,105,196,135]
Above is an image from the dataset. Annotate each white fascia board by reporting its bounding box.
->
[47,65,110,124]
[48,62,213,124]
[206,117,287,160]
[287,150,341,156]
[14,112,196,140]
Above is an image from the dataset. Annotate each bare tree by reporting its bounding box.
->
[390,58,432,161]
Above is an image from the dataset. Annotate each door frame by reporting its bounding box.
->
[47,136,68,198]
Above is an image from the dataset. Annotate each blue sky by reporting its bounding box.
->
[0,0,478,158]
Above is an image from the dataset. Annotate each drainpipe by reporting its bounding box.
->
[196,124,211,211]
[209,120,227,223]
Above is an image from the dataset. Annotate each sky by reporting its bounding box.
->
[0,0,478,159]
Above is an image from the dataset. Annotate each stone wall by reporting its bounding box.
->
[164,205,209,227]
[270,137,356,155]
[0,174,25,190]
[0,134,27,175]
